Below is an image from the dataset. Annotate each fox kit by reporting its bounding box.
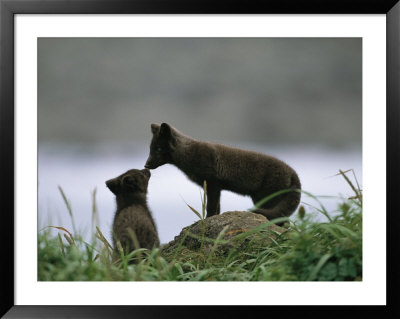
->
[106,168,160,257]
[145,123,301,221]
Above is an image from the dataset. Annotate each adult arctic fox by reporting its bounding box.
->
[145,123,301,222]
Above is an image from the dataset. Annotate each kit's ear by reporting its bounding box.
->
[150,123,160,134]
[151,123,160,135]
[105,178,120,195]
[159,123,172,138]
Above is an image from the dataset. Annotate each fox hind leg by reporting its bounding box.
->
[251,190,300,226]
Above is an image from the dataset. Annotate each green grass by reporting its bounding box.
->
[38,170,362,281]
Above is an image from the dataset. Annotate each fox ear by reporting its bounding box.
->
[151,123,160,135]
[106,178,120,195]
[160,123,171,138]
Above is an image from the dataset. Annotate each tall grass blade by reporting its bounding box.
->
[91,188,99,244]
[338,169,362,205]
[43,225,74,240]
[127,228,142,263]
[172,230,191,261]
[202,180,207,220]
[249,189,298,211]
[318,223,358,240]
[351,169,361,194]
[57,233,65,256]
[308,254,332,281]
[231,217,287,244]
[96,226,113,251]
[206,225,229,266]
[300,190,332,222]
[180,231,230,245]
[186,203,202,220]
[63,233,75,246]
[58,186,77,235]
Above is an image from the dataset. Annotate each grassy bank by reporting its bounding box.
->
[38,171,362,281]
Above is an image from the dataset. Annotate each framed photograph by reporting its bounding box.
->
[1,0,399,317]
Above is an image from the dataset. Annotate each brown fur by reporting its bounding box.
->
[105,168,160,258]
[145,123,301,222]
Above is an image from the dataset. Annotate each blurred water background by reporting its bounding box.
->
[38,38,362,244]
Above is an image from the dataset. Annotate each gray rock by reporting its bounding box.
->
[161,211,286,256]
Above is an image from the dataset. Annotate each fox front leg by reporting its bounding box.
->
[206,183,221,218]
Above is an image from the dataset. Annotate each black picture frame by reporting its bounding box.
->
[1,0,399,317]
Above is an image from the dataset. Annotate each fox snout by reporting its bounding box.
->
[144,156,157,169]
[144,160,151,169]
[142,168,151,177]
